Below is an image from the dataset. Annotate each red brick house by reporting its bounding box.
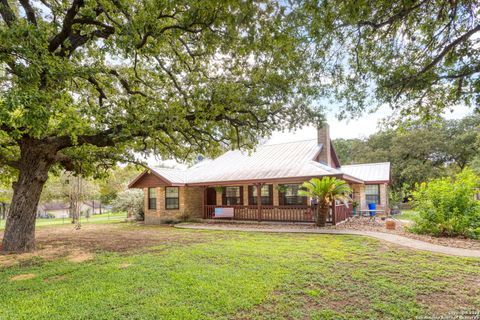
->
[129,125,390,225]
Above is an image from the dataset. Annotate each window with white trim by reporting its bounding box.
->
[365,184,380,204]
[148,188,157,209]
[165,187,179,209]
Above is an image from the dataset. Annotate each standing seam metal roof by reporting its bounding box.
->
[147,140,390,185]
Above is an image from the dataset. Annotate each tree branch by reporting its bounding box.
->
[0,0,16,26]
[417,25,480,77]
[48,0,85,53]
[356,0,429,30]
[19,0,37,25]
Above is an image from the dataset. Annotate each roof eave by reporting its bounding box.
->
[364,180,390,184]
[334,174,364,184]
[185,173,365,187]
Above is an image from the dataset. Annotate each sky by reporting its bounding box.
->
[267,104,473,144]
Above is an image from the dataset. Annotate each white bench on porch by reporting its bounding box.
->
[213,207,234,219]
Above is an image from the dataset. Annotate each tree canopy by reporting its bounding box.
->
[0,0,323,175]
[303,0,480,120]
[0,0,326,252]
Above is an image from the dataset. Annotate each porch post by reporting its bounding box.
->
[331,202,336,226]
[201,186,206,218]
[257,183,262,222]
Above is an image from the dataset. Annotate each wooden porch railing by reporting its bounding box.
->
[331,202,353,225]
[203,202,353,225]
[203,205,314,222]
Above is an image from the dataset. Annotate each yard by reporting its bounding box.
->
[0,212,126,231]
[0,222,479,320]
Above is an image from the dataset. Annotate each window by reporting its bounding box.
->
[224,187,242,205]
[249,185,273,205]
[365,184,380,204]
[281,184,307,205]
[165,187,179,209]
[148,188,157,210]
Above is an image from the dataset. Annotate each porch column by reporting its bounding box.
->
[242,184,249,205]
[216,188,223,205]
[257,183,263,222]
[272,183,279,206]
[201,186,206,218]
[331,202,336,225]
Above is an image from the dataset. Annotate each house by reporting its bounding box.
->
[38,202,70,218]
[38,200,107,218]
[129,125,390,225]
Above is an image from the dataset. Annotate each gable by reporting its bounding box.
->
[128,171,172,188]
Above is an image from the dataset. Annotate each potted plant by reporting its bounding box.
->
[275,184,288,193]
[352,201,359,216]
[299,177,351,227]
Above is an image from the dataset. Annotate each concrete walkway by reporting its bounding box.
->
[175,223,480,258]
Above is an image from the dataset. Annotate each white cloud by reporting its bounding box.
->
[267,104,472,144]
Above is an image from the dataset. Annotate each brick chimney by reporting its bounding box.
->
[317,124,332,166]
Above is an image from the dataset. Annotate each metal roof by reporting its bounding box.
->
[149,139,341,184]
[340,162,390,183]
[144,140,389,186]
[150,167,188,184]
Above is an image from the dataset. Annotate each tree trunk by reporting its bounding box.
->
[1,143,52,253]
[316,203,329,227]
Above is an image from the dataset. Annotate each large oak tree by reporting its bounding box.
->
[304,0,479,120]
[0,0,323,252]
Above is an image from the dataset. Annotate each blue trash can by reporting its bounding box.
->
[368,203,377,217]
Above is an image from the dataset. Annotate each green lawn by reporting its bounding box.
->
[0,212,126,231]
[0,224,479,319]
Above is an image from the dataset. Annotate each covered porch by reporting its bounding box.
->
[202,203,352,225]
[197,178,360,225]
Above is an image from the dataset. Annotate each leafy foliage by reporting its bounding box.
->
[333,115,480,192]
[410,169,480,239]
[96,165,142,205]
[302,0,480,120]
[0,0,324,177]
[299,177,351,226]
[111,189,144,220]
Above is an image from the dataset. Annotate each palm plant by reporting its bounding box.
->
[299,177,352,227]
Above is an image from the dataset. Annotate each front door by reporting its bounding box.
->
[206,188,216,205]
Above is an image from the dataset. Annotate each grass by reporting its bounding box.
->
[0,224,479,319]
[0,212,126,231]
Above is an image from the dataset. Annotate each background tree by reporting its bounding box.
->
[333,114,480,193]
[96,165,142,206]
[41,172,98,223]
[303,0,480,120]
[0,1,324,252]
[443,116,480,170]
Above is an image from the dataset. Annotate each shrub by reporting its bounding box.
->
[111,189,144,221]
[410,168,480,239]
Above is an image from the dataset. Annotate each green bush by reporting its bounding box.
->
[410,168,480,239]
